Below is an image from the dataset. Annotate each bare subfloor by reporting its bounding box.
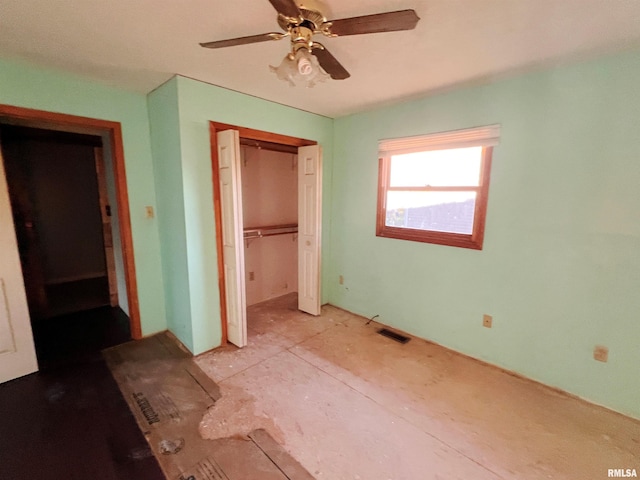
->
[196,293,639,480]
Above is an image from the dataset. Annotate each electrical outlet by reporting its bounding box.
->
[249,272,255,281]
[482,314,492,328]
[339,275,344,285]
[593,345,608,363]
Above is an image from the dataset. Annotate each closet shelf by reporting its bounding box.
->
[243,223,298,239]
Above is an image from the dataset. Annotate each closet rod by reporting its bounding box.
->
[243,223,298,239]
[239,138,298,155]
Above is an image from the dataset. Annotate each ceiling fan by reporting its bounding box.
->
[200,0,420,86]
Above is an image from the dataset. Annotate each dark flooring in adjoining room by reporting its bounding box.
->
[0,307,166,480]
[32,305,130,371]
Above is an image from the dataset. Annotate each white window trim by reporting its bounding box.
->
[379,124,501,156]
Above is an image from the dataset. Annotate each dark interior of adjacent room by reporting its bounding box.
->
[0,124,131,367]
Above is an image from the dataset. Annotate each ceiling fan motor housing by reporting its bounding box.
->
[278,6,328,34]
[289,26,316,56]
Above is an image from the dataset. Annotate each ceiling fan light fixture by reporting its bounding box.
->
[201,1,420,85]
[269,48,329,88]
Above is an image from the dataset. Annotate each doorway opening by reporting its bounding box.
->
[209,122,321,347]
[1,125,116,317]
[0,105,141,371]
[241,142,299,308]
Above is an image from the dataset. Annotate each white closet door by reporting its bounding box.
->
[217,130,247,347]
[0,140,39,383]
[297,145,322,315]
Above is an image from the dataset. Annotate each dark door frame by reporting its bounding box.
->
[0,104,142,339]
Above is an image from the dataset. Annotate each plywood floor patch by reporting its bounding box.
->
[104,332,313,480]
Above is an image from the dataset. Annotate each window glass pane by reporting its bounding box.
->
[389,147,482,187]
[385,191,477,234]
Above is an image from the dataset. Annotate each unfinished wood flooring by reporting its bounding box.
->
[196,293,640,480]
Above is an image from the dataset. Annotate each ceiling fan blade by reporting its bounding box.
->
[267,0,302,20]
[200,32,285,49]
[312,47,350,80]
[327,9,420,37]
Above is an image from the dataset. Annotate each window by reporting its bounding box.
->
[376,125,499,250]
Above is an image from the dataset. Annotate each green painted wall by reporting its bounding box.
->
[4,48,635,419]
[330,50,640,419]
[147,78,192,347]
[172,75,334,354]
[0,58,166,336]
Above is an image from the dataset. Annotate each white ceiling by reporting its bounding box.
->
[1,0,639,118]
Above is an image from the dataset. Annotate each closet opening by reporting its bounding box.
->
[210,122,321,347]
[241,140,299,309]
